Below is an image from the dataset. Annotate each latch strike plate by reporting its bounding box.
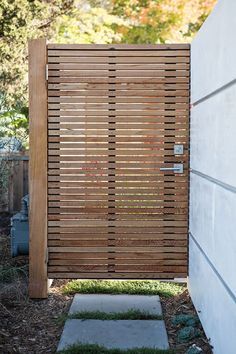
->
[45,64,48,81]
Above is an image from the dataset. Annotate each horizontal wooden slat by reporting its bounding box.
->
[48,77,189,84]
[48,82,189,90]
[48,176,188,183]
[48,238,187,246]
[48,264,186,272]
[48,138,188,145]
[48,209,187,216]
[47,192,188,200]
[48,49,190,57]
[48,113,188,120]
[48,152,179,157]
[48,89,189,97]
[48,174,187,180]
[48,56,190,64]
[48,69,189,78]
[49,251,187,259]
[48,97,189,105]
[48,44,190,50]
[48,103,189,110]
[48,63,189,70]
[48,118,188,126]
[48,272,186,279]
[48,232,187,239]
[48,259,187,266]
[48,202,188,209]
[48,123,188,130]
[48,246,186,252]
[48,187,186,194]
[47,168,188,176]
[48,131,188,138]
[48,157,187,164]
[48,228,188,234]
[48,227,188,234]
[48,215,187,222]
[48,181,188,187]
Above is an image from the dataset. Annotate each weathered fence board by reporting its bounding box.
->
[0,152,29,213]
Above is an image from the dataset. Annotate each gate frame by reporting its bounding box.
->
[29,39,190,298]
[29,38,48,298]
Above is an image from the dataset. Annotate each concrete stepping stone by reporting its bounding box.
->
[57,319,169,351]
[69,294,162,315]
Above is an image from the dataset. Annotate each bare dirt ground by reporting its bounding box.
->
[0,213,213,354]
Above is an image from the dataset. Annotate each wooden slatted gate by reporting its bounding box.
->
[29,40,190,298]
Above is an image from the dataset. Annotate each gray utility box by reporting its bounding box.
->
[11,194,29,257]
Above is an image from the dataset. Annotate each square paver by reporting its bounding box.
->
[69,294,162,315]
[57,319,169,351]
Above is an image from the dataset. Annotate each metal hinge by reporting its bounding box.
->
[45,64,48,81]
[46,248,49,264]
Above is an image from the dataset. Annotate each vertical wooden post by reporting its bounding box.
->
[28,38,48,298]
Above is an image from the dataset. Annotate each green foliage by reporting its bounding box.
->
[0,0,74,107]
[0,104,29,148]
[119,24,163,44]
[52,3,128,44]
[63,280,186,297]
[0,0,216,146]
[58,343,175,354]
[112,0,216,43]
[0,0,74,145]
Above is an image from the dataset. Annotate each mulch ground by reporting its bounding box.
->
[0,213,213,354]
[161,291,213,354]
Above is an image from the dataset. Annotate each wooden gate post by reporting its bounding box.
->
[28,38,48,298]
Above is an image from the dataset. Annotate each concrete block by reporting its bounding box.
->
[69,294,162,315]
[57,319,169,351]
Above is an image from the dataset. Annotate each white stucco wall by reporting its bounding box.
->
[189,1,236,353]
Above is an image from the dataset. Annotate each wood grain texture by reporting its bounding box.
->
[46,44,190,279]
[29,38,48,298]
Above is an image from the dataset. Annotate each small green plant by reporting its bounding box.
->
[63,280,185,298]
[58,343,175,354]
[0,104,29,148]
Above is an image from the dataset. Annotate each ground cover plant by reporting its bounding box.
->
[63,279,185,298]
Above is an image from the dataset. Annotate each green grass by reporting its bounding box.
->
[62,280,185,298]
[71,309,163,320]
[58,343,175,354]
[56,309,163,324]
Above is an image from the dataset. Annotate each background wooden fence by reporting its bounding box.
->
[0,152,29,213]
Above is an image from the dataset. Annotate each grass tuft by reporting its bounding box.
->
[0,265,28,283]
[58,343,175,354]
[56,309,163,324]
[62,280,185,298]
[71,309,163,321]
